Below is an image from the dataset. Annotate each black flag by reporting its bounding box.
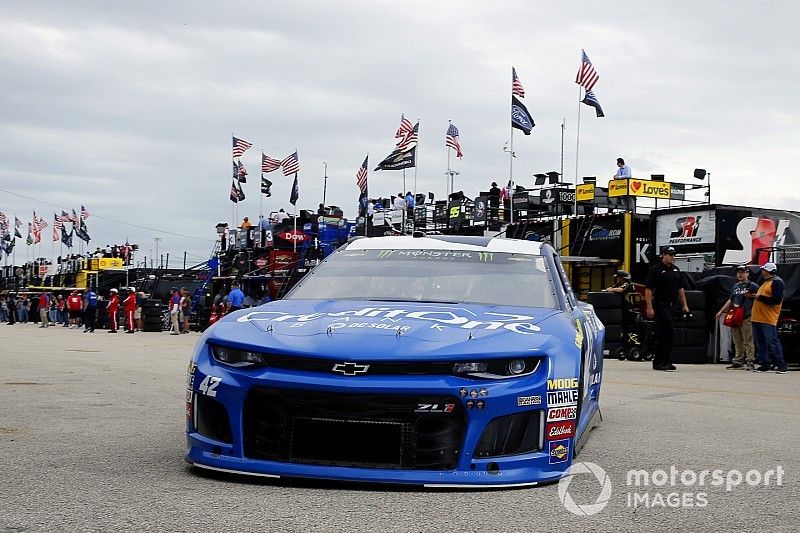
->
[74,218,90,243]
[261,175,272,197]
[374,145,417,171]
[289,174,299,206]
[61,227,73,248]
[511,96,535,135]
[581,90,605,118]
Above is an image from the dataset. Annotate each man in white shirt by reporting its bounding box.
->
[393,193,406,211]
[614,158,631,179]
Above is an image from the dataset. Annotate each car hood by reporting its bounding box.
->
[207,299,570,361]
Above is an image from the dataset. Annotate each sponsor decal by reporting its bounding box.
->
[547,406,578,422]
[517,395,542,407]
[574,319,584,348]
[548,378,579,390]
[546,421,576,440]
[549,439,571,464]
[331,362,370,376]
[722,216,791,265]
[668,215,703,244]
[590,372,602,385]
[237,307,542,335]
[608,179,630,197]
[629,179,670,199]
[587,225,622,241]
[197,375,221,398]
[547,389,579,407]
[576,183,595,202]
[415,403,455,413]
[478,251,494,262]
[278,229,310,241]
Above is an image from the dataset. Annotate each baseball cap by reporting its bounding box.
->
[735,265,748,272]
[110,288,118,293]
[615,269,631,279]
[661,246,676,255]
[762,262,778,273]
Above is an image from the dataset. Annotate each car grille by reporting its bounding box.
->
[243,388,466,470]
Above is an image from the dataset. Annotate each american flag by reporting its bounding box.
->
[281,151,300,176]
[395,122,419,152]
[53,213,63,230]
[232,136,252,158]
[15,216,22,228]
[80,205,90,220]
[0,212,7,232]
[52,221,60,242]
[512,67,525,98]
[236,160,248,182]
[446,123,463,158]
[356,155,369,195]
[33,212,47,231]
[70,209,79,223]
[230,178,245,203]
[395,115,413,141]
[262,153,282,173]
[575,49,599,91]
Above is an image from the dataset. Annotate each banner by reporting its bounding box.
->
[607,179,670,199]
[374,146,416,171]
[576,184,595,202]
[473,196,488,225]
[569,214,625,259]
[655,209,716,249]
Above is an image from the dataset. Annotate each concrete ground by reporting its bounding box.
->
[0,323,798,532]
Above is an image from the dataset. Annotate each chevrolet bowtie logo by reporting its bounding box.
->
[332,362,370,376]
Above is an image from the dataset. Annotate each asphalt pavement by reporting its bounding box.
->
[1,323,798,532]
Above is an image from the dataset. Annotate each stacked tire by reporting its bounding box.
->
[672,290,709,364]
[587,291,623,357]
[141,299,166,332]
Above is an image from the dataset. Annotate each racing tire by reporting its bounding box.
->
[673,328,708,346]
[683,290,706,309]
[587,291,621,310]
[672,345,708,364]
[603,341,621,357]
[594,308,622,326]
[604,325,622,342]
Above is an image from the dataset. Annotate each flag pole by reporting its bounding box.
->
[446,141,451,197]
[509,118,515,226]
[574,83,583,210]
[413,118,420,197]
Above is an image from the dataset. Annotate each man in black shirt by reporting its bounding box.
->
[645,246,690,371]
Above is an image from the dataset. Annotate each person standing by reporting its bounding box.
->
[57,295,68,326]
[38,292,50,328]
[226,282,245,313]
[613,158,631,179]
[180,288,192,333]
[645,246,690,371]
[83,288,98,332]
[135,292,145,332]
[715,265,759,370]
[107,288,120,333]
[747,263,788,374]
[169,288,181,335]
[123,288,137,334]
[605,270,636,351]
[67,290,82,328]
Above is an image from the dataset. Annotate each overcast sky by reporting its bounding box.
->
[1,1,798,264]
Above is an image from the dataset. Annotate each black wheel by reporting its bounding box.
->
[628,347,643,361]
[614,346,627,360]
[643,349,655,361]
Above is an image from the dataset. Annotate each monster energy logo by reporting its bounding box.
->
[478,252,494,262]
[377,250,395,259]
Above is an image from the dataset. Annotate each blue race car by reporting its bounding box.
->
[185,235,604,487]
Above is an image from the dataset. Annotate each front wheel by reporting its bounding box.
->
[627,347,643,361]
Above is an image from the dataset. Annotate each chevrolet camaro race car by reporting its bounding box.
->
[185,235,604,487]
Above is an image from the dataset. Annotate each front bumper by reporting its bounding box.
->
[185,355,593,486]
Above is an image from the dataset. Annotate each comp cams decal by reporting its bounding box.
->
[237,308,543,335]
[547,406,577,422]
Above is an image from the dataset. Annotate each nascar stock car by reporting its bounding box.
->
[185,235,604,487]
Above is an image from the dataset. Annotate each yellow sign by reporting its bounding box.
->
[607,179,671,199]
[629,179,670,199]
[608,179,629,197]
[89,257,125,270]
[576,184,595,202]
[449,207,460,218]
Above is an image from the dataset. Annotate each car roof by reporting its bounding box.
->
[345,235,544,255]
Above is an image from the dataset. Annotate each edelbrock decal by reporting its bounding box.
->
[237,307,542,335]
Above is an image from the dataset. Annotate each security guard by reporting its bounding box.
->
[645,246,689,371]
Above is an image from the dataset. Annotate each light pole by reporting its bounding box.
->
[154,237,162,269]
[322,161,328,208]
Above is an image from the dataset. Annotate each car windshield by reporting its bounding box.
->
[285,248,558,308]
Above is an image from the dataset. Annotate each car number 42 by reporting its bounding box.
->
[198,376,222,397]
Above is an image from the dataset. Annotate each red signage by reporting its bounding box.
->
[545,421,576,440]
[254,256,268,269]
